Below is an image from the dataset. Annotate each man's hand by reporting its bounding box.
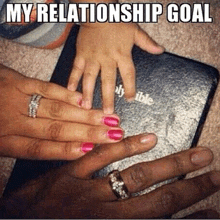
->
[1,133,219,218]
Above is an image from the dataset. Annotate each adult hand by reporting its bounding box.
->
[1,133,219,218]
[0,64,123,160]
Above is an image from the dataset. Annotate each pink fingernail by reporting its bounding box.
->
[107,129,123,140]
[103,117,119,127]
[77,98,82,107]
[81,142,94,153]
[30,16,35,22]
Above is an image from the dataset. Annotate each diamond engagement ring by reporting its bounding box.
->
[109,170,130,200]
[28,94,42,118]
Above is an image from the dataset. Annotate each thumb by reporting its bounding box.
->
[134,26,165,55]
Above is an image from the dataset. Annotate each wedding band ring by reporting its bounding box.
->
[109,170,130,200]
[28,94,42,118]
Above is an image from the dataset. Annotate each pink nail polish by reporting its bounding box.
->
[103,117,119,127]
[30,16,35,22]
[107,129,123,140]
[81,142,94,153]
[77,98,82,107]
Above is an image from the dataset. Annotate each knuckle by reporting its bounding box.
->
[26,139,43,159]
[128,164,149,189]
[92,145,105,159]
[116,48,125,56]
[86,127,97,141]
[85,71,95,79]
[0,118,20,136]
[87,111,97,124]
[191,177,207,195]
[171,155,185,175]
[124,71,135,80]
[156,187,179,214]
[72,63,83,72]
[68,78,78,90]
[39,82,51,97]
[65,93,74,103]
[63,142,73,156]
[122,138,137,156]
[101,74,114,84]
[48,122,63,140]
[49,101,64,118]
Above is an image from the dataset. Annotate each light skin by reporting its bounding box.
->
[65,0,164,114]
[0,64,124,160]
[68,21,164,114]
[7,0,164,114]
[0,133,219,218]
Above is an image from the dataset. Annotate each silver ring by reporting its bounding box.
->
[109,170,130,200]
[28,94,42,118]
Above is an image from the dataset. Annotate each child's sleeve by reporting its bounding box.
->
[0,0,72,48]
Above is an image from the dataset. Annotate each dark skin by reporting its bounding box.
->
[0,133,219,219]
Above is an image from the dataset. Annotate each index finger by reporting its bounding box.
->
[71,133,157,179]
[16,77,82,107]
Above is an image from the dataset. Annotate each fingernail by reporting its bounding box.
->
[126,97,135,102]
[107,129,123,140]
[103,117,119,127]
[191,148,213,166]
[210,171,220,186]
[140,133,155,144]
[30,16,35,22]
[77,98,82,107]
[81,142,94,153]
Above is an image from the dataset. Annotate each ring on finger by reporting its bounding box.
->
[109,170,130,200]
[28,94,42,118]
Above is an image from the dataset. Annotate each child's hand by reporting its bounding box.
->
[68,23,164,114]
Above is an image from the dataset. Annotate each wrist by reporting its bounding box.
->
[72,0,118,26]
[0,177,46,218]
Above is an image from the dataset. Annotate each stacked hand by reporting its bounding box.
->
[0,133,219,218]
[0,64,123,160]
[68,22,164,114]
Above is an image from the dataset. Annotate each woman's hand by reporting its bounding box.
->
[1,133,219,218]
[68,23,164,114]
[0,64,123,160]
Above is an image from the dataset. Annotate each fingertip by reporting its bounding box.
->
[67,84,76,92]
[140,133,157,147]
[191,147,213,167]
[125,91,136,102]
[77,97,82,107]
[103,116,119,127]
[151,45,165,55]
[81,142,94,153]
[126,96,135,102]
[81,99,92,110]
[135,27,165,55]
